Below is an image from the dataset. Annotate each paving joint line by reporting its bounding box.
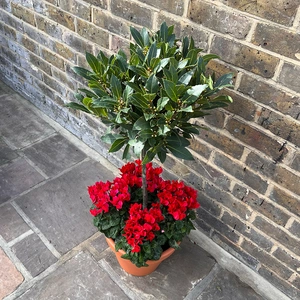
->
[11,202,61,259]
[7,230,34,248]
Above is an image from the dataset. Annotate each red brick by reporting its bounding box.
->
[225,118,288,161]
[188,1,252,39]
[211,36,279,78]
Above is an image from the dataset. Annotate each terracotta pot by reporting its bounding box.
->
[106,237,176,276]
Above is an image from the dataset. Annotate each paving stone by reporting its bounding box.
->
[91,234,109,254]
[196,267,264,300]
[17,251,129,300]
[16,160,115,254]
[0,137,18,166]
[12,233,58,277]
[23,134,86,177]
[0,94,55,149]
[0,204,30,242]
[0,247,24,299]
[103,238,216,300]
[0,158,45,204]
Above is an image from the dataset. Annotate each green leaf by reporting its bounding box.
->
[157,97,169,111]
[91,88,107,97]
[130,27,144,48]
[178,106,193,112]
[182,36,189,58]
[75,93,84,102]
[86,52,101,74]
[182,84,207,104]
[141,27,150,46]
[166,144,194,160]
[163,79,178,102]
[109,138,127,152]
[133,116,150,130]
[78,88,97,98]
[65,102,90,113]
[146,74,159,93]
[160,22,168,42]
[214,73,233,89]
[178,58,189,69]
[130,93,149,109]
[178,68,195,85]
[72,67,96,80]
[110,74,122,99]
[153,58,170,73]
[92,97,117,108]
[166,134,190,147]
[122,144,131,160]
[146,41,157,66]
[157,148,167,163]
[128,65,148,77]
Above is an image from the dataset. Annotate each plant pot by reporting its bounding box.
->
[106,237,176,276]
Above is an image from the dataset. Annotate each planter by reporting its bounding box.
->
[106,237,176,276]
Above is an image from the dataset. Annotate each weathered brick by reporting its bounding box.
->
[111,0,152,28]
[35,15,64,40]
[292,274,300,291]
[59,0,90,20]
[212,231,260,269]
[12,65,33,84]
[278,63,300,93]
[182,169,204,192]
[19,57,43,81]
[203,109,227,129]
[77,19,109,48]
[198,208,240,243]
[204,182,251,218]
[32,77,56,99]
[270,186,300,218]
[291,152,300,172]
[110,35,130,56]
[242,239,293,280]
[245,151,276,178]
[188,1,252,39]
[0,23,17,41]
[16,33,39,55]
[214,152,268,194]
[48,41,76,63]
[28,52,51,75]
[40,48,65,71]
[1,46,20,65]
[84,0,107,8]
[197,190,221,217]
[211,36,279,78]
[238,74,300,120]
[188,136,211,160]
[196,125,244,159]
[221,210,248,234]
[258,109,300,148]
[288,219,300,239]
[139,0,184,16]
[11,3,36,26]
[232,183,289,226]
[45,4,75,31]
[206,60,238,85]
[252,23,300,60]
[225,118,288,161]
[23,23,49,46]
[272,165,300,197]
[62,32,93,54]
[258,267,300,299]
[0,10,23,33]
[93,8,131,39]
[221,0,298,26]
[185,158,231,190]
[224,89,258,121]
[253,216,300,256]
[43,74,68,97]
[273,247,300,273]
[52,68,76,91]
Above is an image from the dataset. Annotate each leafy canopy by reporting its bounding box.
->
[67,22,233,164]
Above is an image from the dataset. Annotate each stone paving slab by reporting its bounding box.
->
[0,158,45,204]
[101,238,216,300]
[16,251,129,300]
[196,267,264,300]
[0,204,30,242]
[0,138,18,166]
[11,233,58,277]
[23,134,86,177]
[0,248,24,299]
[16,160,115,254]
[0,94,55,149]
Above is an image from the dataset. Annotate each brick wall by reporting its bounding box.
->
[0,0,299,298]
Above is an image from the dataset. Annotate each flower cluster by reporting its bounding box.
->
[88,160,200,266]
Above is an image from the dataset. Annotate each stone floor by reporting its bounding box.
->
[0,80,268,299]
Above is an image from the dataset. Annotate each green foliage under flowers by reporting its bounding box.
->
[66,22,233,164]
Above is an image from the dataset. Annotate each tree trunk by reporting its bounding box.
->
[141,150,148,209]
